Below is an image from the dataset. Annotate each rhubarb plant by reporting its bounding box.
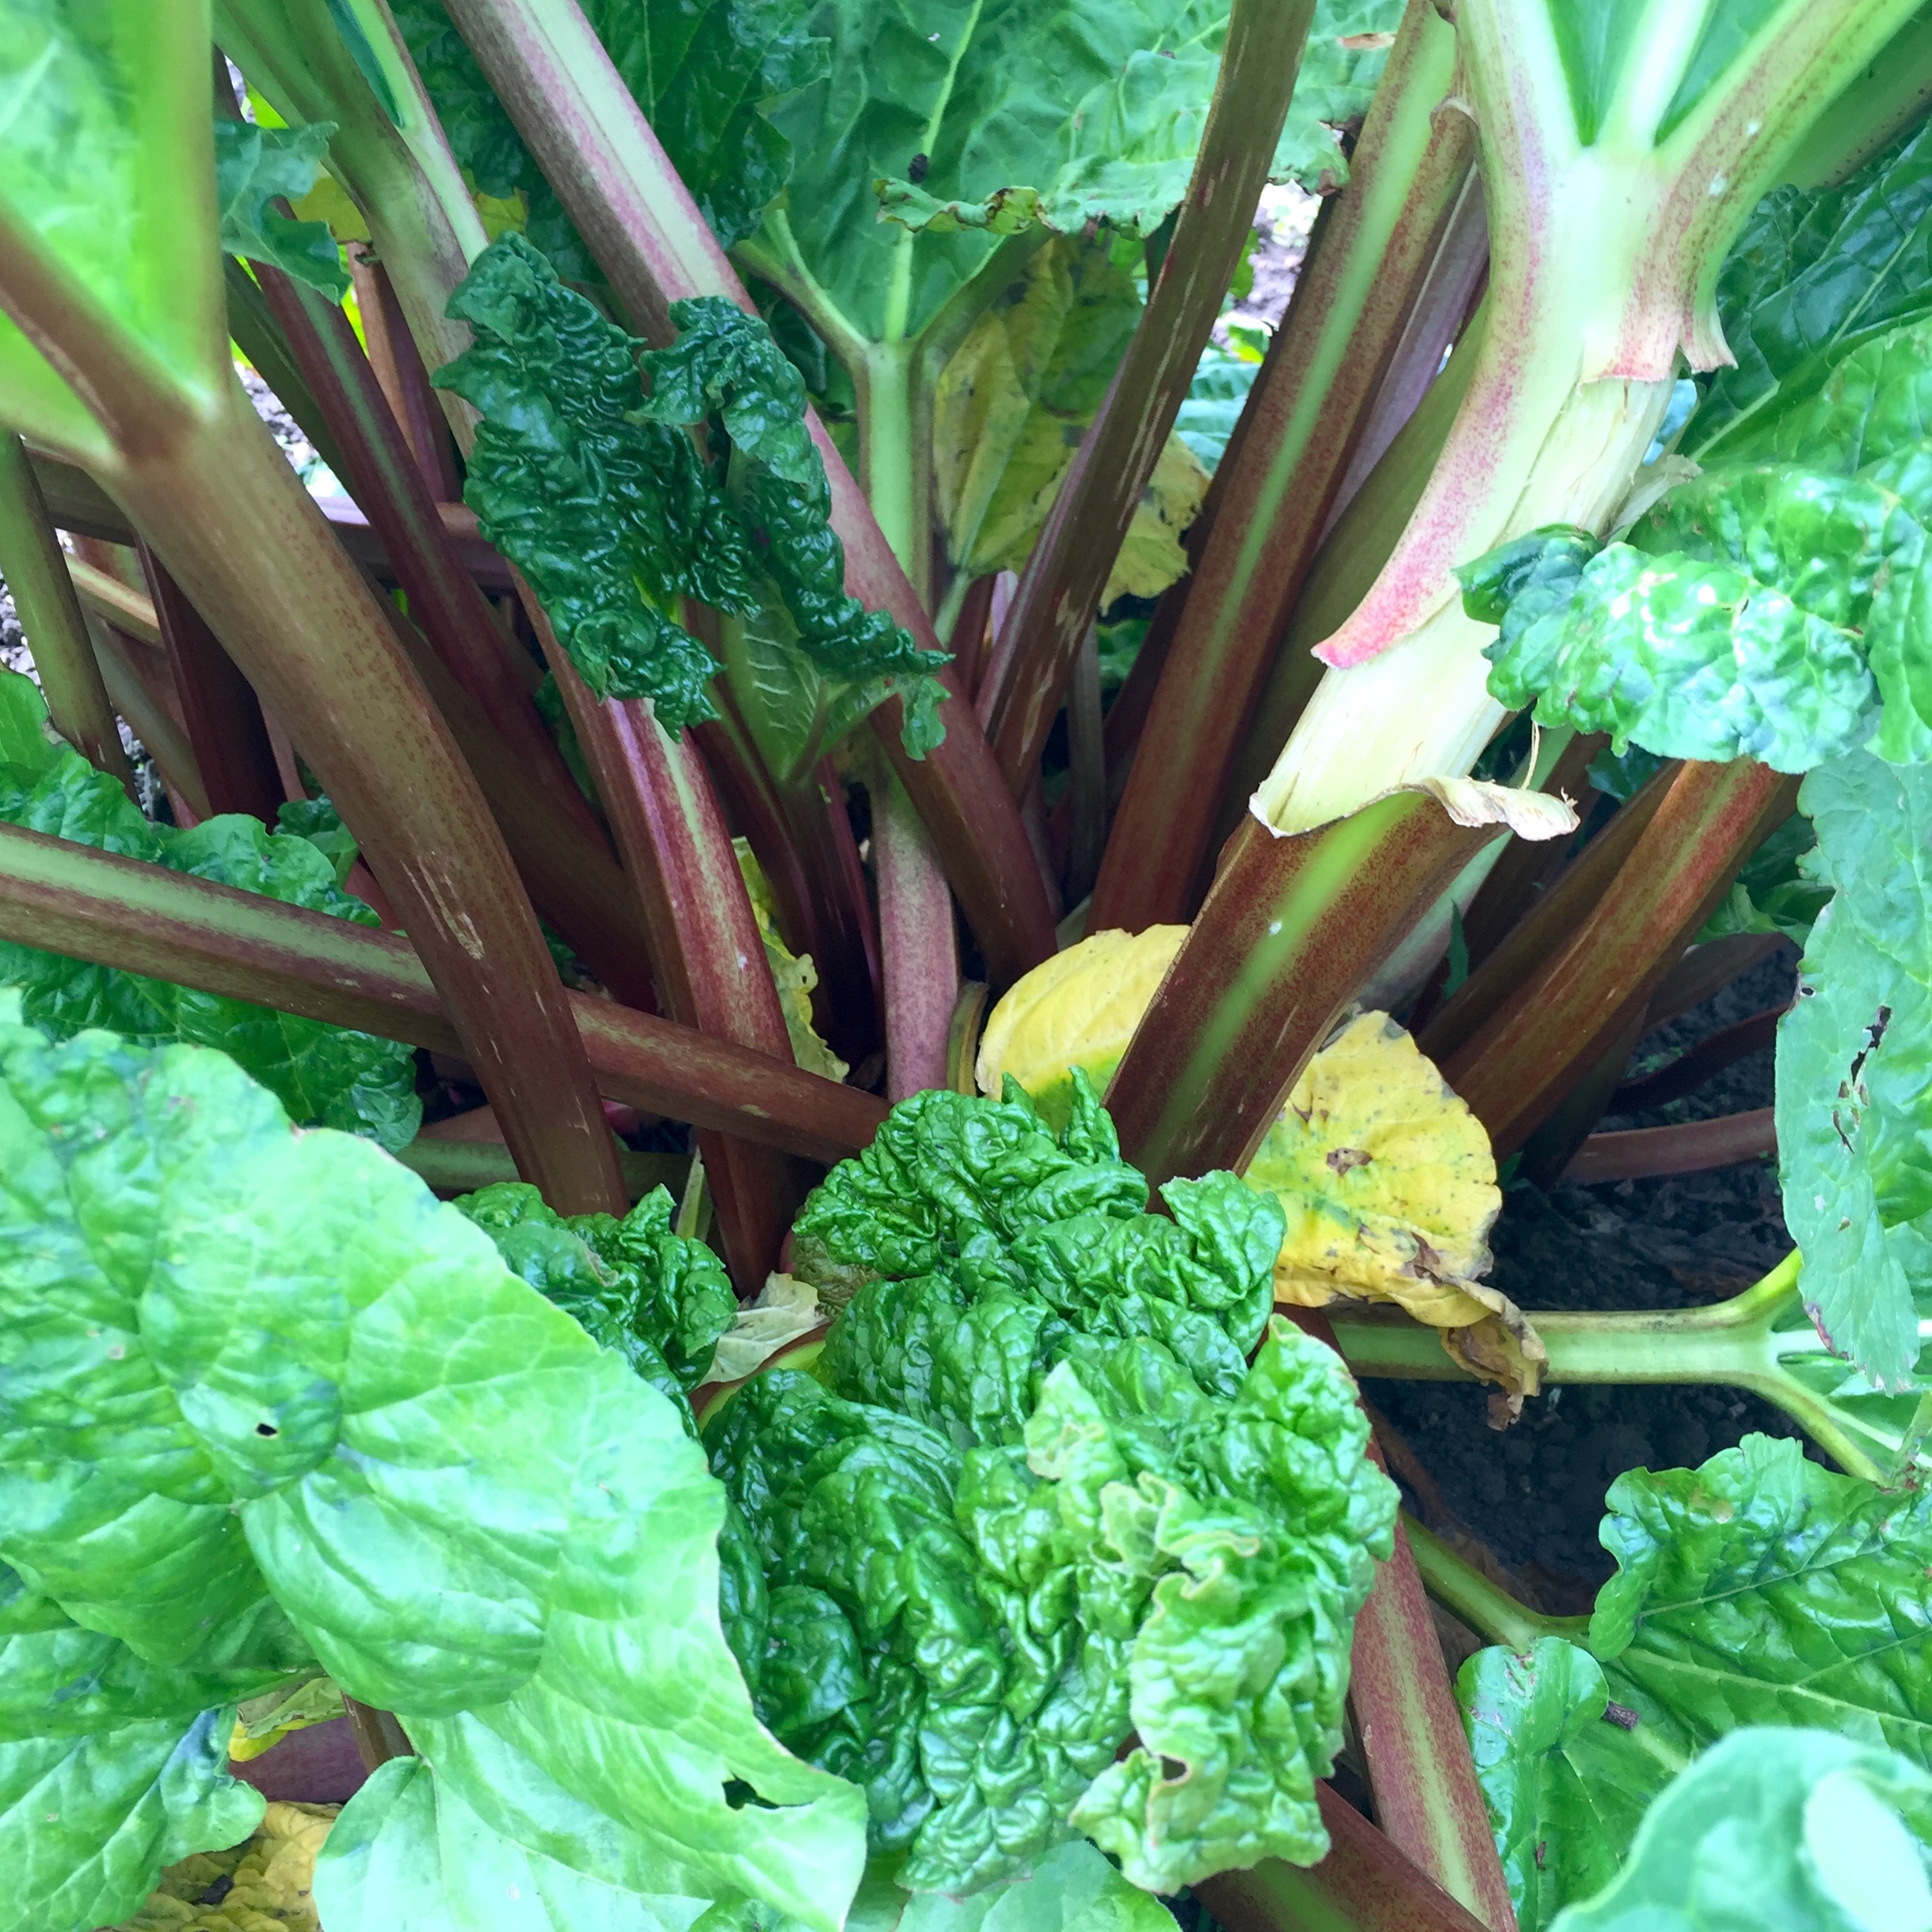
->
[10,2,1932,1931]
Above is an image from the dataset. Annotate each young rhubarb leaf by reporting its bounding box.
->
[391,0,825,261]
[1458,1639,1653,1932]
[723,1078,1395,1895]
[455,1179,737,1409]
[438,238,943,751]
[1777,752,1932,1388]
[0,1004,867,1930]
[0,671,420,1149]
[1696,810,1827,947]
[211,118,350,300]
[636,297,947,714]
[1548,1728,1932,1932]
[737,838,849,1080]
[1461,1434,1932,1926]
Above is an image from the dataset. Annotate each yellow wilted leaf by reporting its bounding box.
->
[976,925,1186,1127]
[114,1801,337,1932]
[287,174,368,246]
[934,238,1205,606]
[734,839,848,1083]
[227,1673,344,1763]
[1248,1011,1545,1408]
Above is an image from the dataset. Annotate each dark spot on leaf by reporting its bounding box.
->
[907,153,929,184]
[255,1422,278,1437]
[1534,1841,1546,1869]
[1602,1701,1640,1731]
[1326,1147,1374,1176]
[196,1876,234,1907]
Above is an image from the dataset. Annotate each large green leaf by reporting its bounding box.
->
[1694,120,1932,459]
[0,1564,276,1932]
[1549,1727,1932,1932]
[0,3,219,459]
[0,670,419,1148]
[1587,1435,1932,1766]
[758,0,1398,349]
[1460,1435,1932,1926]
[0,1005,867,1930]
[392,0,825,259]
[314,1755,719,1932]
[1458,1639,1659,1932]
[1777,753,1932,1387]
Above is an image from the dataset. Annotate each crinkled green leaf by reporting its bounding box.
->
[392,0,825,258]
[0,1006,867,1928]
[763,0,1391,351]
[0,1565,273,1932]
[0,672,418,1148]
[1458,1639,1653,1932]
[434,234,746,727]
[455,1180,736,1409]
[638,297,947,736]
[1548,1727,1932,1932]
[711,1316,1393,1896]
[1694,120,1932,460]
[314,1754,721,1932]
[1777,753,1932,1386]
[438,240,941,754]
[211,117,349,301]
[726,1078,1392,1896]
[1482,541,1877,772]
[1456,525,1598,629]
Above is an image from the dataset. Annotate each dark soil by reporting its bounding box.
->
[1364,949,1806,1609]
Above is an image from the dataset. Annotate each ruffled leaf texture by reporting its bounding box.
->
[729,1075,1396,1894]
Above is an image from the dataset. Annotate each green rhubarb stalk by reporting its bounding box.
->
[1255,0,1922,838]
[1330,1252,1910,1488]
[0,433,133,793]
[215,0,489,446]
[0,818,886,1164]
[981,0,1320,795]
[0,2,623,1212]
[433,0,1057,985]
[1110,783,1570,1188]
[1402,1519,1580,1656]
[1091,0,1473,931]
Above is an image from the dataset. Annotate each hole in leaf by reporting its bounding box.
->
[255,1423,278,1438]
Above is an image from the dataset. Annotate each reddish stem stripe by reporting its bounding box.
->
[1441,761,1796,1157]
[1110,795,1502,1188]
[1092,5,1475,931]
[983,0,1322,795]
[0,820,885,1162]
